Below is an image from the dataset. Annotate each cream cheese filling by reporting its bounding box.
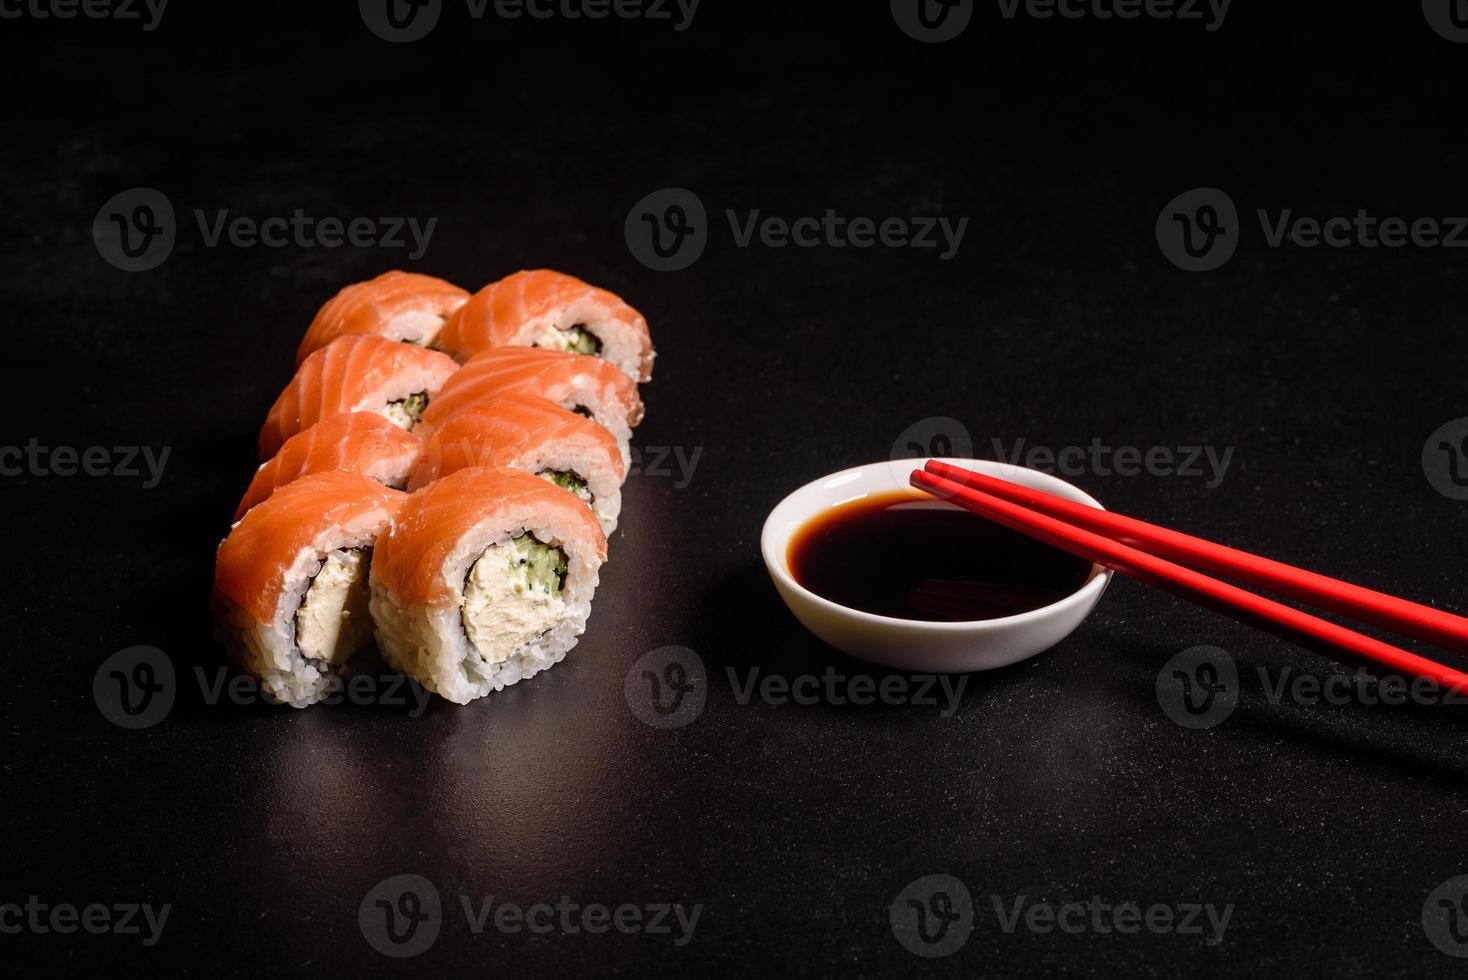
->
[381,391,428,430]
[296,549,373,666]
[461,534,568,664]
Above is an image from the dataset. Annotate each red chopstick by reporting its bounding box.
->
[910,464,1468,696]
[924,459,1468,658]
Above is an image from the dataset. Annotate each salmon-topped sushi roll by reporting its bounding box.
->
[410,395,625,534]
[214,471,406,707]
[370,467,608,704]
[419,347,642,466]
[236,413,423,521]
[296,270,469,365]
[436,269,654,383]
[260,334,458,460]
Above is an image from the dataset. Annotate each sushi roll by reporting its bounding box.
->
[370,466,607,705]
[436,269,654,383]
[296,270,469,365]
[236,412,423,521]
[213,471,406,708]
[419,347,643,466]
[260,334,458,460]
[409,394,626,534]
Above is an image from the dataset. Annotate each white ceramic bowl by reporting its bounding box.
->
[760,458,1112,673]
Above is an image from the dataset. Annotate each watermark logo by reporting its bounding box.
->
[886,418,1234,488]
[360,0,442,42]
[1155,645,1238,730]
[625,187,708,272]
[1423,0,1468,42]
[1423,418,1468,501]
[1424,875,1468,956]
[95,646,435,723]
[891,0,973,42]
[94,188,175,272]
[360,874,442,958]
[94,189,437,271]
[359,880,701,951]
[1160,647,1468,725]
[890,874,1232,952]
[93,646,175,729]
[626,188,968,270]
[888,415,975,485]
[890,874,974,957]
[625,646,707,728]
[1156,187,1238,272]
[891,416,975,462]
[1160,187,1468,271]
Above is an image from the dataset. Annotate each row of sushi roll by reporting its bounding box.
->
[213,269,653,707]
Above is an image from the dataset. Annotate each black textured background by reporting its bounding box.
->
[4,2,1468,976]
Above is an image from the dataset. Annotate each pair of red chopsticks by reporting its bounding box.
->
[911,460,1468,696]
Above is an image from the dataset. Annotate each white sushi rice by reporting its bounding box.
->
[535,471,620,536]
[510,295,653,383]
[513,436,622,535]
[370,517,602,705]
[214,525,383,709]
[548,372,640,470]
[386,308,458,349]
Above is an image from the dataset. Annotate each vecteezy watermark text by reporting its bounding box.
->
[0,0,167,30]
[726,210,968,261]
[728,667,967,718]
[625,187,968,271]
[991,437,1234,488]
[623,648,970,729]
[1158,187,1468,271]
[461,895,701,945]
[360,0,699,43]
[890,0,1229,42]
[2,440,169,488]
[93,646,433,728]
[194,210,436,258]
[889,873,1233,957]
[886,419,1235,489]
[1156,645,1468,730]
[625,445,703,487]
[990,894,1233,944]
[0,897,170,946]
[994,0,1231,30]
[94,188,437,272]
[358,875,701,957]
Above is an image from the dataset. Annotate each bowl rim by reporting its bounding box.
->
[759,457,1113,633]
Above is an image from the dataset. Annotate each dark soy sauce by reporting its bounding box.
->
[787,491,1095,622]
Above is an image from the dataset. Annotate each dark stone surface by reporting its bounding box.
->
[4,2,1468,975]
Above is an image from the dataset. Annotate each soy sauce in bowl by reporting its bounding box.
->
[786,491,1096,622]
